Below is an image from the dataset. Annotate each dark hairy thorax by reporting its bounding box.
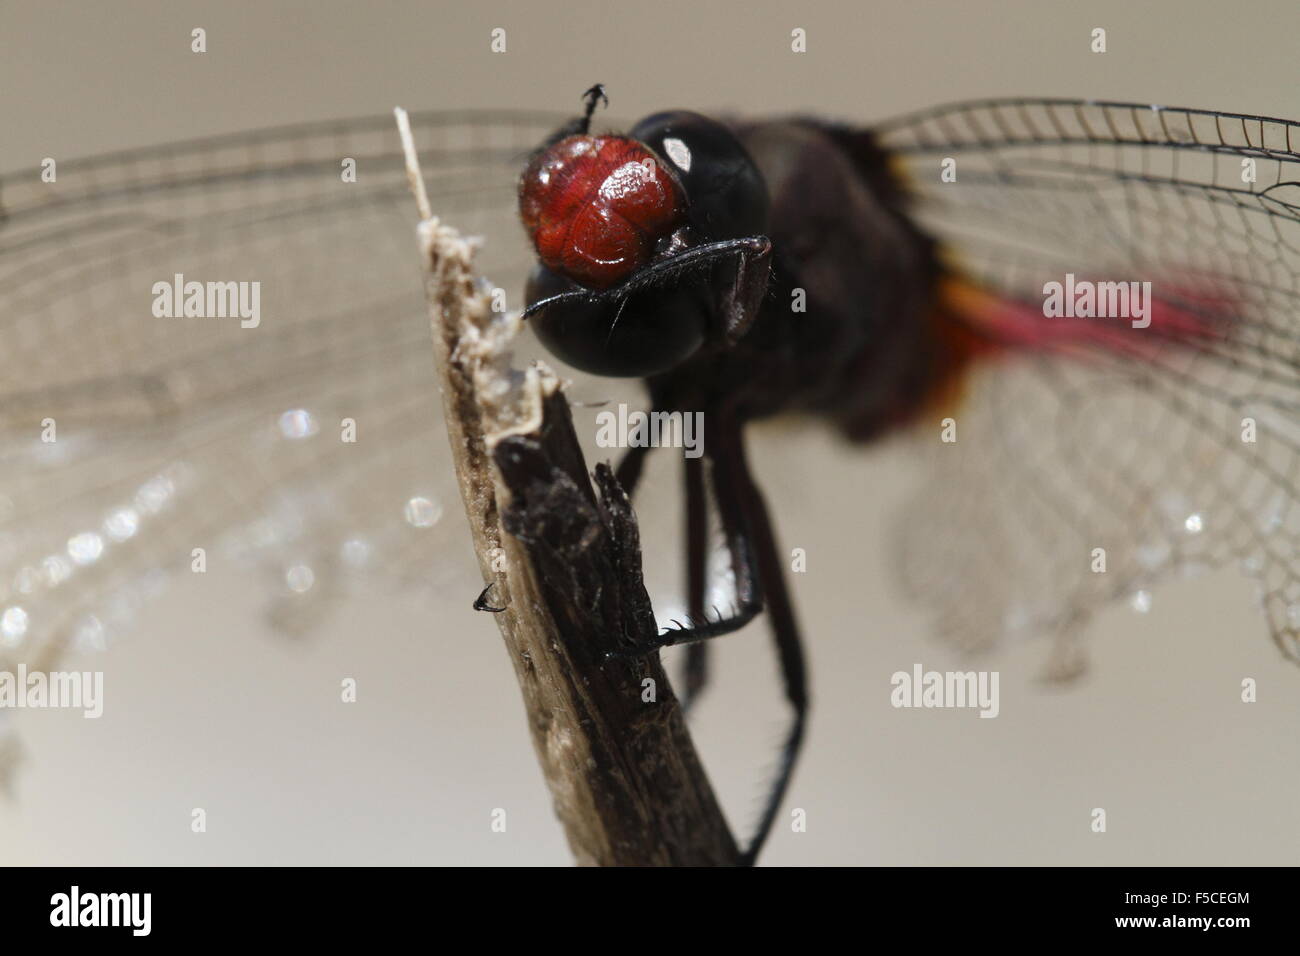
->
[648,119,959,442]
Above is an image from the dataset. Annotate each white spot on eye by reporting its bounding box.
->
[285,564,315,594]
[404,496,442,529]
[662,137,691,172]
[278,409,318,440]
[1288,604,1300,628]
[1131,590,1152,614]
[1,606,29,646]
[67,532,105,566]
[104,507,140,542]
[1184,513,1204,534]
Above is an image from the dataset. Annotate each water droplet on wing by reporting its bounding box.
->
[405,496,442,529]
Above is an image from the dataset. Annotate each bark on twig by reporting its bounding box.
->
[396,109,739,866]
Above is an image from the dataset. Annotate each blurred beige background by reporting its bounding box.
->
[3,0,1300,865]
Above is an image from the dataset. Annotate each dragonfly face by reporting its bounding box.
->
[518,89,776,378]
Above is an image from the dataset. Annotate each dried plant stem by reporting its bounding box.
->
[397,109,739,866]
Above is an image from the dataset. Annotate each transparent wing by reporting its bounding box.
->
[876,99,1300,671]
[0,110,563,669]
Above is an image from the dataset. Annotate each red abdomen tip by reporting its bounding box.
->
[519,135,686,290]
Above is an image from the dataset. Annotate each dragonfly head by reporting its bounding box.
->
[518,88,771,378]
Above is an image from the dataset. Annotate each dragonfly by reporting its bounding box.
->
[2,93,1299,863]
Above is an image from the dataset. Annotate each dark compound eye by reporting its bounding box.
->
[627,110,769,241]
[524,263,709,378]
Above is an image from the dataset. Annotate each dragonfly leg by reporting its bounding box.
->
[615,415,710,709]
[681,452,711,713]
[734,461,808,866]
[608,468,759,655]
[611,420,806,864]
[472,582,505,613]
[610,420,763,656]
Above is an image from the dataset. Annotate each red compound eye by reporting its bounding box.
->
[519,135,687,290]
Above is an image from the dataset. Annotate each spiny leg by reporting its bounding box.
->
[681,453,711,713]
[473,582,505,613]
[616,422,710,708]
[734,458,808,866]
[610,418,762,655]
[616,431,711,700]
[611,419,807,864]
